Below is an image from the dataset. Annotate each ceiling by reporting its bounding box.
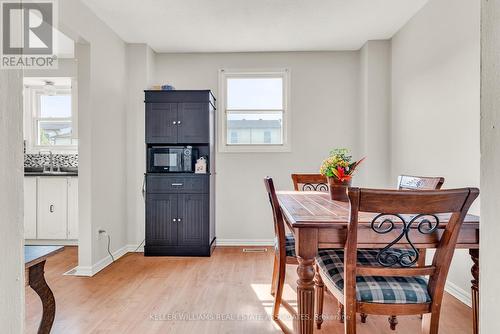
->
[82,0,428,53]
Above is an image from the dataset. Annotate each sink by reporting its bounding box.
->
[59,167,78,173]
[24,167,44,173]
[24,166,78,175]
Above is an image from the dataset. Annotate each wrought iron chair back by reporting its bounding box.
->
[291,174,328,192]
[345,187,478,299]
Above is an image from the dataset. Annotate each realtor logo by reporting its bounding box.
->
[1,0,58,68]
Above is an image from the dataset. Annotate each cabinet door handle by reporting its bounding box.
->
[172,121,177,125]
[177,218,182,222]
[171,183,183,186]
[172,218,177,222]
[49,205,54,213]
[177,121,182,125]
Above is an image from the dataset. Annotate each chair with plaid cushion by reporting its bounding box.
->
[264,177,299,321]
[315,187,478,334]
[358,175,446,327]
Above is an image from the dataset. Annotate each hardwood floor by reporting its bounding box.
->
[25,247,473,333]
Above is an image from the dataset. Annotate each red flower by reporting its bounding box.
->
[333,166,352,182]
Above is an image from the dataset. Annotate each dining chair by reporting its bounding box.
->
[315,187,478,334]
[291,173,328,192]
[308,174,446,328]
[264,177,299,321]
[367,175,446,328]
[398,175,445,191]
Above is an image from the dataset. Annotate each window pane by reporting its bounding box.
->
[38,121,73,146]
[227,113,282,145]
[227,78,283,110]
[40,95,72,118]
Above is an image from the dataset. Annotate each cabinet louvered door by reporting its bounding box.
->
[177,194,208,247]
[146,194,178,246]
[177,103,209,143]
[146,103,178,143]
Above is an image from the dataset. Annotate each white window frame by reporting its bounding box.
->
[24,84,77,153]
[218,68,291,153]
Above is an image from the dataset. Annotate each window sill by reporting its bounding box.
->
[218,144,291,153]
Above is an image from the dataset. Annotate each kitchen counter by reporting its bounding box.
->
[24,167,78,176]
[25,172,78,177]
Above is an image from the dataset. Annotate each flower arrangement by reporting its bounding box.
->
[319,148,365,182]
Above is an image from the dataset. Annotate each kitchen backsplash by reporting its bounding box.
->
[24,154,78,168]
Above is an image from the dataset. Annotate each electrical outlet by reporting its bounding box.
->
[98,229,106,239]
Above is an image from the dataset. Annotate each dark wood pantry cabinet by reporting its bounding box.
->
[144,90,216,256]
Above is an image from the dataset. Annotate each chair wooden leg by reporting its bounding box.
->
[272,255,286,321]
[338,301,344,323]
[314,264,324,329]
[344,303,356,334]
[421,313,440,334]
[360,313,367,323]
[270,253,278,296]
[388,315,398,330]
[417,249,426,320]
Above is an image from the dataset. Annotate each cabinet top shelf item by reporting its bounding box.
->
[144,90,216,106]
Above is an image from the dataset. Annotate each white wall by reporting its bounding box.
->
[391,0,480,303]
[59,0,129,271]
[146,51,361,244]
[480,0,500,332]
[358,40,392,188]
[0,70,24,332]
[125,44,155,248]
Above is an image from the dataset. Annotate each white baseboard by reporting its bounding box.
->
[216,239,274,246]
[126,243,144,252]
[445,280,472,307]
[72,265,93,276]
[73,244,129,277]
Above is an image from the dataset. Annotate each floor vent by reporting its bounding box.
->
[243,248,268,253]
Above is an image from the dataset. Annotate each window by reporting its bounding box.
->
[230,131,239,144]
[219,69,290,152]
[23,78,77,152]
[37,94,73,146]
[264,131,271,144]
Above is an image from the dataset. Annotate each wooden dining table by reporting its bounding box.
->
[276,191,480,334]
[25,245,64,334]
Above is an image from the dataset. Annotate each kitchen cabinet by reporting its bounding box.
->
[145,103,178,143]
[37,177,68,239]
[145,174,212,256]
[24,177,37,239]
[146,193,178,247]
[144,90,215,257]
[24,176,78,242]
[145,91,214,144]
[177,194,208,247]
[177,103,209,143]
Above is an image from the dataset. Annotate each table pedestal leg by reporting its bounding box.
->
[28,260,56,334]
[296,257,315,334]
[469,249,479,334]
[295,228,318,334]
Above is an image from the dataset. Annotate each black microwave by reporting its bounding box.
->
[147,146,198,173]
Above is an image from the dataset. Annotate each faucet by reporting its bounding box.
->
[39,150,57,173]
